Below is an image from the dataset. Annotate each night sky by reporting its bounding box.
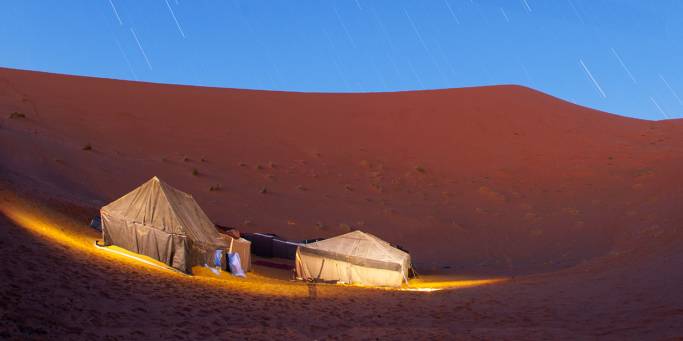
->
[1,1,682,120]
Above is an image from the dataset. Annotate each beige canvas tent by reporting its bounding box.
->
[295,230,411,287]
[101,176,251,274]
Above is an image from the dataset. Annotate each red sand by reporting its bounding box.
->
[1,67,683,339]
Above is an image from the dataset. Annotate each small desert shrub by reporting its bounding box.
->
[268,161,277,169]
[8,112,26,119]
[201,157,207,163]
[255,164,264,170]
[209,184,221,191]
[260,187,268,194]
[296,185,307,191]
[339,223,351,232]
[82,143,92,151]
[415,165,426,173]
[238,162,247,167]
[192,168,199,176]
[183,157,190,162]
[370,171,383,178]
[633,168,653,177]
[344,185,353,192]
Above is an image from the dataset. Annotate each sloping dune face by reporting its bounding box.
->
[1,67,682,274]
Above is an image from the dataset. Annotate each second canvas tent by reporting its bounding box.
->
[295,230,411,287]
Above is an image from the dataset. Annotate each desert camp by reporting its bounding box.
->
[97,177,414,287]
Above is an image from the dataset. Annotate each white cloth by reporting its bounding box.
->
[228,252,246,277]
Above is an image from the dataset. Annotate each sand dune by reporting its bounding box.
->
[1,67,683,338]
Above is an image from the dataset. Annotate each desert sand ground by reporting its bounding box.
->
[1,67,683,339]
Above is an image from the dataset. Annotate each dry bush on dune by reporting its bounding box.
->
[369,170,383,178]
[478,186,506,202]
[8,111,26,119]
[192,168,199,176]
[82,143,92,151]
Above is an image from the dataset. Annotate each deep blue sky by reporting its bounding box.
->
[1,1,682,120]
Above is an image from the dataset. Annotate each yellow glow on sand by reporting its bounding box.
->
[403,278,507,292]
[94,243,185,274]
[296,276,507,292]
[1,197,506,295]
[2,205,91,252]
[0,202,182,278]
[401,287,443,292]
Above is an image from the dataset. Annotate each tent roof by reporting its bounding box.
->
[102,176,228,247]
[302,230,408,266]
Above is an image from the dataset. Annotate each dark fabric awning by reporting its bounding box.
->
[298,246,402,272]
